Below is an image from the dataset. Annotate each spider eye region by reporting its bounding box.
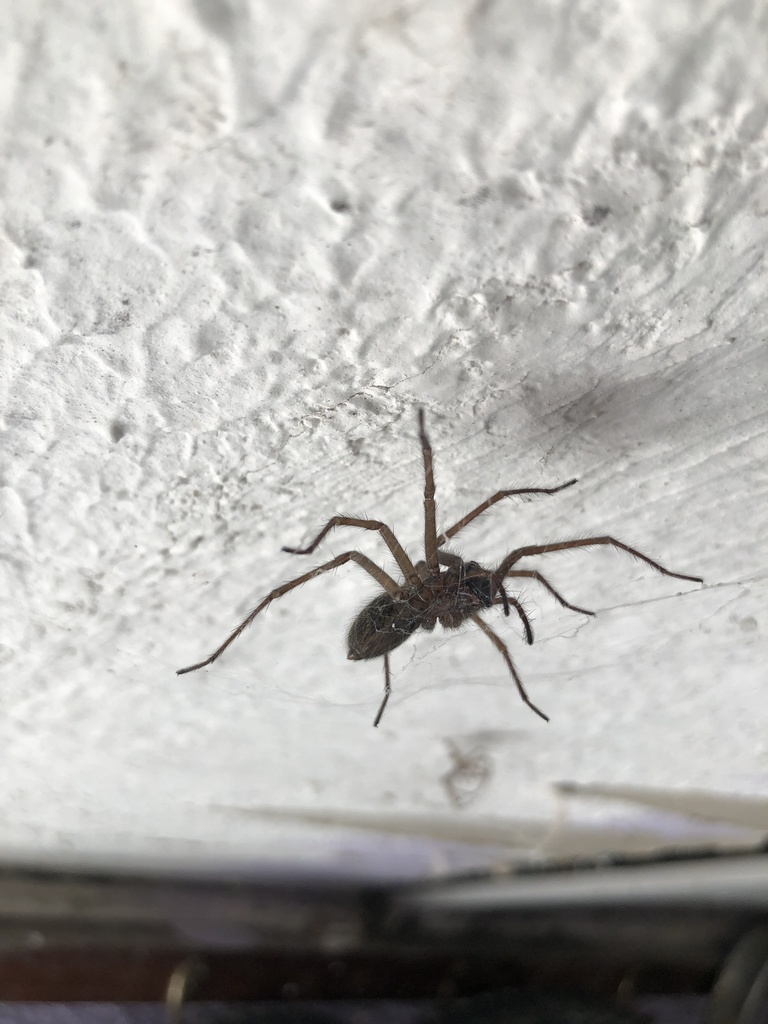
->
[347,593,424,661]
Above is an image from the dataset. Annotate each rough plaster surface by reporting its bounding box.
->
[0,0,766,876]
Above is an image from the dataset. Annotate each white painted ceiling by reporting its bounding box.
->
[1,0,766,878]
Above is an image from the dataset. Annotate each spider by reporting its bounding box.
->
[177,410,703,727]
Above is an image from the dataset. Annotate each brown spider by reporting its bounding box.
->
[177,410,703,727]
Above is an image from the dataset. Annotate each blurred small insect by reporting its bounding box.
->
[178,410,703,727]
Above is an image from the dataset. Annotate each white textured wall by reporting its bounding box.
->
[1,0,766,877]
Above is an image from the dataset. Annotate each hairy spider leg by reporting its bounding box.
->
[435,551,462,565]
[373,652,392,728]
[177,552,400,675]
[435,479,578,548]
[282,516,420,587]
[495,537,704,584]
[471,613,549,722]
[504,569,596,617]
[491,593,534,644]
[413,559,432,583]
[418,408,440,573]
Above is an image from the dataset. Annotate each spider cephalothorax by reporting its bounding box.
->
[178,410,703,727]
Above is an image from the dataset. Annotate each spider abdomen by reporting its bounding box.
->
[347,592,424,661]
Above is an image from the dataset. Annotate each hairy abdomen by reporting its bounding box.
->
[347,593,424,661]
